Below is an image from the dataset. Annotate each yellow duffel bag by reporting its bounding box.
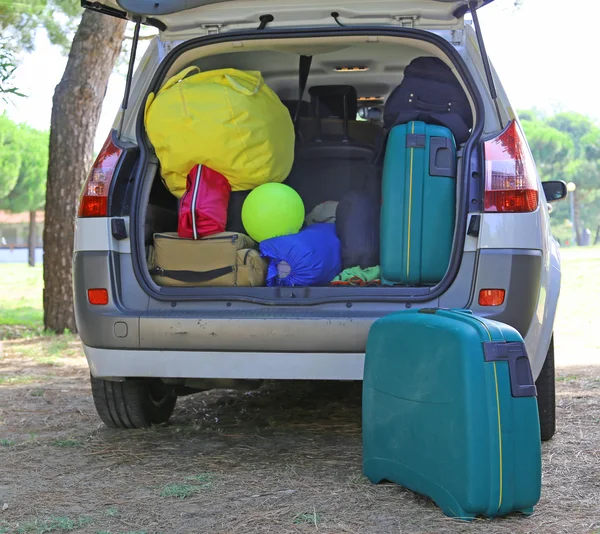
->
[144,67,295,198]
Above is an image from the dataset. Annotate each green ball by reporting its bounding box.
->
[242,183,305,242]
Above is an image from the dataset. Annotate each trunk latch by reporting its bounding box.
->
[393,16,418,28]
[201,24,222,35]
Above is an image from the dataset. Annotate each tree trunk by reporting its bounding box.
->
[594,225,600,246]
[43,10,126,333]
[28,210,36,267]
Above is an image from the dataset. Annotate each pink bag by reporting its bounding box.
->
[178,164,232,239]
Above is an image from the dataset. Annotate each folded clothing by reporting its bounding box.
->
[260,223,341,287]
[332,265,381,286]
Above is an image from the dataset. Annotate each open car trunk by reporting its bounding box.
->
[129,27,484,303]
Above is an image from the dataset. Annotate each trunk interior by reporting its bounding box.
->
[137,33,478,301]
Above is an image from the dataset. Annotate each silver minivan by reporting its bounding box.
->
[74,0,566,440]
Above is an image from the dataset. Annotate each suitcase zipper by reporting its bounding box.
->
[191,164,202,240]
[492,361,503,512]
[156,233,239,243]
[406,122,415,280]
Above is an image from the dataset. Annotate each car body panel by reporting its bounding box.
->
[86,0,496,38]
[73,14,560,384]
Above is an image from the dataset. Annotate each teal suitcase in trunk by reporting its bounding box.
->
[380,121,456,285]
[363,309,542,519]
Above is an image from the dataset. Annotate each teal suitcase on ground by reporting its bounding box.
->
[363,309,542,519]
[380,121,456,285]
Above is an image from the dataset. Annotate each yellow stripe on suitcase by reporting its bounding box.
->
[406,122,415,279]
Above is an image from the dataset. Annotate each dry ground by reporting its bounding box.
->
[0,248,599,534]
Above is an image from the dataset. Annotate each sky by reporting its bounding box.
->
[1,0,599,153]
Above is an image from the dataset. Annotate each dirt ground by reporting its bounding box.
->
[0,337,599,534]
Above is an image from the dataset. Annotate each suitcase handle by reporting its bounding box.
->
[151,265,235,283]
[483,341,537,398]
[411,95,454,113]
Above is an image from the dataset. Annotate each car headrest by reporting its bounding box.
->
[308,85,358,120]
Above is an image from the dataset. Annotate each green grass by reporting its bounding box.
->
[102,507,119,518]
[553,246,600,364]
[6,331,80,365]
[293,510,321,526]
[0,439,14,447]
[0,376,39,386]
[556,374,579,382]
[12,515,93,534]
[0,264,43,334]
[185,473,214,484]
[160,474,214,499]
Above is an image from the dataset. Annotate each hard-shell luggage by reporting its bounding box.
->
[384,57,473,145]
[150,232,267,287]
[363,309,542,519]
[178,164,231,239]
[144,67,295,197]
[380,121,456,286]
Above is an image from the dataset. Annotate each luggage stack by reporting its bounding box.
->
[362,309,542,519]
[378,56,472,287]
[142,55,474,290]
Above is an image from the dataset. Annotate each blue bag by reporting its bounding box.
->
[259,223,341,287]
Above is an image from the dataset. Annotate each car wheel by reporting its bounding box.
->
[90,375,177,429]
[535,335,556,442]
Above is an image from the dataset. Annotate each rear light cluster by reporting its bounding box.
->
[478,289,505,307]
[483,120,539,213]
[78,133,123,217]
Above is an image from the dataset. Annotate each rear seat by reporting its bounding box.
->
[285,85,379,213]
[297,117,381,147]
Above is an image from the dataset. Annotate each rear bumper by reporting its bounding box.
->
[84,346,365,380]
[74,247,544,379]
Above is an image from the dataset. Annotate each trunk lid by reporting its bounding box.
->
[83,0,495,37]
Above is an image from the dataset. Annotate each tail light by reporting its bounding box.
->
[483,120,539,213]
[478,289,506,307]
[88,288,109,305]
[78,133,123,217]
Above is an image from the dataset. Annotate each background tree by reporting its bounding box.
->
[0,123,48,266]
[43,10,126,332]
[0,44,23,98]
[0,1,81,53]
[519,110,600,245]
[0,1,82,95]
[0,113,22,199]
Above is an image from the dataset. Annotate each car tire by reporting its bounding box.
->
[90,375,177,429]
[535,335,556,442]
